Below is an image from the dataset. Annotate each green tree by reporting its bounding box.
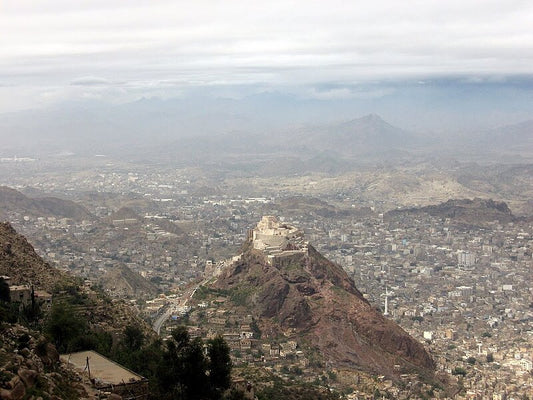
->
[250,318,262,339]
[44,302,87,353]
[183,338,209,400]
[0,278,10,302]
[157,326,209,400]
[207,336,232,398]
[150,326,235,400]
[123,324,145,352]
[20,286,42,326]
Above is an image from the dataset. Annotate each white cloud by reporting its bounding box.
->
[0,0,532,111]
[70,76,111,86]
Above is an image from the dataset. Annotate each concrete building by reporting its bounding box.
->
[61,350,148,399]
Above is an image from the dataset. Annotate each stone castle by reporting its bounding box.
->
[206,216,309,278]
[251,216,308,262]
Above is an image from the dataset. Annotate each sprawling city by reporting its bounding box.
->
[1,1,532,399]
[1,153,531,399]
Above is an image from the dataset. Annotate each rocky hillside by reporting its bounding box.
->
[0,186,94,221]
[213,217,434,378]
[385,198,516,227]
[101,263,158,299]
[0,323,91,400]
[0,221,159,400]
[0,222,71,290]
[0,221,153,338]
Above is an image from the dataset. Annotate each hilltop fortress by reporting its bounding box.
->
[206,216,308,278]
[251,216,308,263]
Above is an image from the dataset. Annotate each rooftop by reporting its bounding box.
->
[61,350,145,386]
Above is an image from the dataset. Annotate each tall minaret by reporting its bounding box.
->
[383,286,390,316]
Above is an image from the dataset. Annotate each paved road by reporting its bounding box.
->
[152,304,171,335]
[152,279,208,335]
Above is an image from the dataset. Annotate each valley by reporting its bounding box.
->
[1,151,531,398]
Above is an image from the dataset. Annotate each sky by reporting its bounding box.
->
[0,0,532,128]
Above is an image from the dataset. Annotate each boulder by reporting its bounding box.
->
[7,377,20,390]
[18,349,30,358]
[17,369,38,388]
[0,381,26,400]
[38,343,59,367]
[10,382,25,400]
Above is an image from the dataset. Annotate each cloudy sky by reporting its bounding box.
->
[1,0,532,124]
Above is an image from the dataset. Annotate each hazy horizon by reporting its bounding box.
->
[1,1,532,136]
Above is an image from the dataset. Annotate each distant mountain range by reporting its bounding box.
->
[298,114,417,157]
[479,119,533,153]
[0,97,531,164]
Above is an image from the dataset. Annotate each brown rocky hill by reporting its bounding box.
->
[0,222,151,400]
[385,198,515,227]
[101,263,158,299]
[0,221,70,290]
[213,217,434,378]
[0,221,152,336]
[0,186,95,221]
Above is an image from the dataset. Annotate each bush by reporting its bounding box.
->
[0,278,10,302]
[250,318,262,339]
[207,336,232,397]
[44,303,87,353]
[123,324,145,351]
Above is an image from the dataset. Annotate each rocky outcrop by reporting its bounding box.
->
[100,263,158,299]
[0,222,153,399]
[0,222,71,291]
[385,198,515,227]
[214,218,435,378]
[0,186,95,221]
[0,221,153,333]
[0,324,87,400]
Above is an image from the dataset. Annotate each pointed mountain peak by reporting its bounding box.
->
[340,113,395,129]
[360,113,385,122]
[213,216,435,378]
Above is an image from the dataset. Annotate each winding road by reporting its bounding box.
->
[152,279,209,335]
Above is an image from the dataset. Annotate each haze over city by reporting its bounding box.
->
[0,2,532,400]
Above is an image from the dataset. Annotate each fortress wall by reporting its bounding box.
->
[254,233,288,248]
